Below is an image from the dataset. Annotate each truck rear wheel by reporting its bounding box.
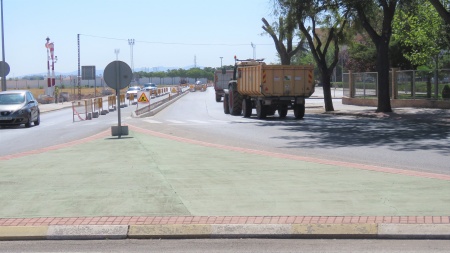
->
[278,105,288,118]
[215,93,221,102]
[223,93,230,114]
[229,83,242,116]
[256,100,267,119]
[242,98,252,118]
[294,104,305,119]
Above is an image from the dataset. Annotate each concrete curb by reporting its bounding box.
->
[1,224,449,240]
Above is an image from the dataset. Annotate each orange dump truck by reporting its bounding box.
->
[224,58,314,119]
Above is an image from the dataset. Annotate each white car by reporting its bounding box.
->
[126,86,141,99]
[143,83,157,91]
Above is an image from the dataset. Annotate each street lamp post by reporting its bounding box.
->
[251,42,256,60]
[128,39,135,86]
[114,49,120,60]
[220,57,223,67]
[128,39,135,72]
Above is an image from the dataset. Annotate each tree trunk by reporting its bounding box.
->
[321,68,334,112]
[376,41,392,113]
[280,53,291,65]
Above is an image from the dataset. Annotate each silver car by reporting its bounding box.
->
[126,86,141,99]
[0,90,40,128]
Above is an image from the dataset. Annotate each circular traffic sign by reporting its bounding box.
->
[103,61,132,90]
[0,61,10,77]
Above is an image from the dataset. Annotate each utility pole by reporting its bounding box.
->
[1,0,6,91]
[77,34,81,100]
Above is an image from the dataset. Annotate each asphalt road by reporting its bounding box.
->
[1,87,448,175]
[1,239,450,252]
[0,95,155,156]
[128,87,450,175]
[2,87,448,175]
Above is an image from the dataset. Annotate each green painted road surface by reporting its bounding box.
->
[1,129,450,218]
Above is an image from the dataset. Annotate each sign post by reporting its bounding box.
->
[82,65,96,97]
[103,61,132,138]
[0,61,9,90]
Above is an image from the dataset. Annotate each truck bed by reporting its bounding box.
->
[237,64,315,98]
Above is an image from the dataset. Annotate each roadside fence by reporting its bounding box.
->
[343,69,450,100]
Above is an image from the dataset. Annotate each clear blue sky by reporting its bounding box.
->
[3,0,280,77]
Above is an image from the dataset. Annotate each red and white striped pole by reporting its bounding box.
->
[45,37,56,96]
[45,37,51,95]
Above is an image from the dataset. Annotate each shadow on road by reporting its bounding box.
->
[251,113,450,154]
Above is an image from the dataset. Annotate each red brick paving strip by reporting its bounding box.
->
[0,216,449,226]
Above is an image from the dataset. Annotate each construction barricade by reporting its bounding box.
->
[128,93,135,105]
[72,99,93,122]
[119,94,127,108]
[108,95,116,111]
[93,97,108,117]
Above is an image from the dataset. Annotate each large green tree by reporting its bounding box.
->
[276,0,349,111]
[428,0,450,25]
[392,0,446,67]
[343,0,402,113]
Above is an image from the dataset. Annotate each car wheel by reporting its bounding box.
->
[25,114,32,128]
[34,113,40,126]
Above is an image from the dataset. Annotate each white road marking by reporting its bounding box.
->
[140,119,258,125]
[187,120,208,124]
[166,120,184,124]
[209,120,228,123]
[143,119,162,124]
